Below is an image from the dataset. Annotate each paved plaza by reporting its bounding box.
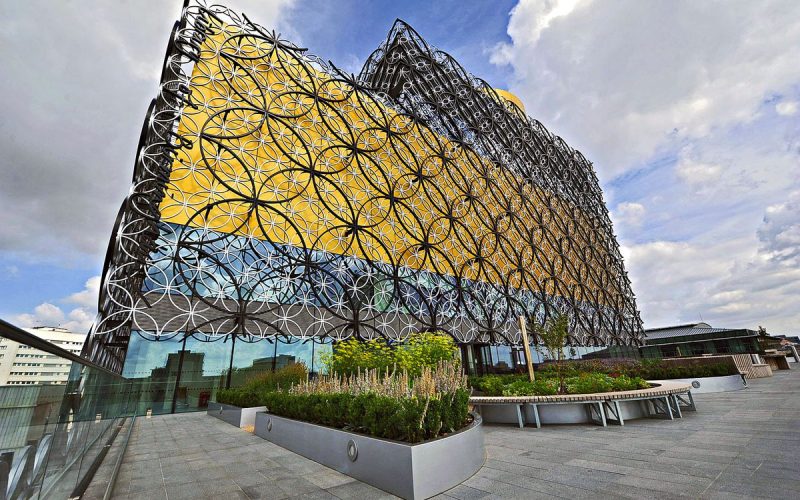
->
[93,369,800,499]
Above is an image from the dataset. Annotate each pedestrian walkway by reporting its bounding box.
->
[94,369,800,499]
[461,369,799,499]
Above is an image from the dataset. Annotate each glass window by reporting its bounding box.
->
[122,332,335,413]
[228,337,277,387]
[275,338,314,372]
[176,334,232,412]
[122,332,183,415]
[312,339,333,375]
[660,345,678,358]
[492,345,514,373]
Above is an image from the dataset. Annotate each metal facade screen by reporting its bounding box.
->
[84,2,643,371]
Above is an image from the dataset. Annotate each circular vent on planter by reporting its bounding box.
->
[692,380,701,389]
[347,439,358,462]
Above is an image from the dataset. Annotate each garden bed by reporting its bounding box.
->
[471,380,694,427]
[254,411,484,500]
[468,357,740,398]
[215,334,478,497]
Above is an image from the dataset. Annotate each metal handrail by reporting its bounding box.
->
[103,414,136,500]
[0,318,123,377]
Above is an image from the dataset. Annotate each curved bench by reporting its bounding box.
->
[470,380,695,428]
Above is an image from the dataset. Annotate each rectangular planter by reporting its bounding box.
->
[254,412,484,499]
[207,402,266,428]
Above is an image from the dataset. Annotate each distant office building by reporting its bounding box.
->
[225,354,298,388]
[641,322,761,358]
[773,334,800,345]
[0,327,84,385]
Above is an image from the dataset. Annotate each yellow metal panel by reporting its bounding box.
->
[158,20,610,302]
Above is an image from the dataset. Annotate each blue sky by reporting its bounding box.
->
[1,0,798,335]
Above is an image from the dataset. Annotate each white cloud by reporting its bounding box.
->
[0,0,296,264]
[623,234,800,332]
[492,0,800,174]
[12,275,101,333]
[3,265,19,277]
[775,100,798,116]
[758,190,800,265]
[675,158,722,187]
[493,0,800,331]
[613,201,645,228]
[490,0,581,64]
[65,276,101,308]
[15,303,65,327]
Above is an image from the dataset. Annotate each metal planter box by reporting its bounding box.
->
[254,412,484,499]
[207,402,267,428]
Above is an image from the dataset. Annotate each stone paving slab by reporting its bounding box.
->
[96,369,799,499]
[453,370,799,500]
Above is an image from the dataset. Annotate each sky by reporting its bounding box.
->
[0,0,798,336]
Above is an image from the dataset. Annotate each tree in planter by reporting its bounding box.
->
[532,313,570,394]
[321,331,458,377]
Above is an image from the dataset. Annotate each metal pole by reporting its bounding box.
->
[226,333,236,389]
[171,335,188,414]
[518,316,535,382]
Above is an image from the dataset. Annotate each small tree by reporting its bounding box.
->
[533,313,570,394]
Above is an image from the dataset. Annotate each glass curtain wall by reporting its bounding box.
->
[121,332,332,414]
[462,343,640,375]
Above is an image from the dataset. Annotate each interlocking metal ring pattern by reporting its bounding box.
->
[83,2,643,372]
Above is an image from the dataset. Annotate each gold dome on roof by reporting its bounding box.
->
[493,88,525,113]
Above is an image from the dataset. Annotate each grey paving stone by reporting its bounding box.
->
[86,370,799,500]
[614,474,703,497]
[241,481,289,499]
[286,490,341,500]
[463,474,557,499]
[440,483,491,499]
[305,470,354,489]
[274,477,325,497]
[325,479,397,499]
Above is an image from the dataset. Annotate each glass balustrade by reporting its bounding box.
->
[0,319,136,500]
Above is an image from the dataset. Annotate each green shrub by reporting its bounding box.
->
[321,338,395,375]
[470,375,506,396]
[501,380,535,396]
[500,379,558,396]
[469,356,741,395]
[261,389,470,443]
[249,358,470,443]
[393,332,459,377]
[468,370,651,395]
[216,363,308,407]
[216,387,262,408]
[609,375,649,391]
[531,379,559,395]
[534,357,739,380]
[242,362,308,392]
[566,373,612,394]
[321,332,458,377]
